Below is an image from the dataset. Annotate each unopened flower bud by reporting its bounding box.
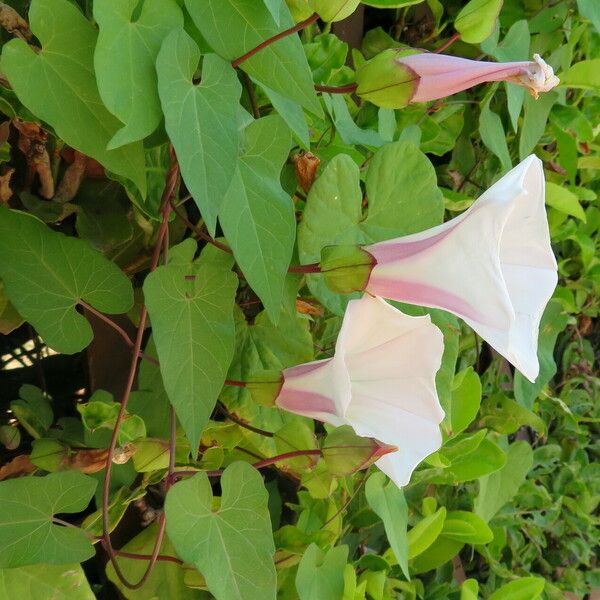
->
[322,425,398,476]
[320,244,376,294]
[246,370,284,408]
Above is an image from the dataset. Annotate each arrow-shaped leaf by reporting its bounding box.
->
[157,30,242,235]
[143,240,238,452]
[220,115,295,321]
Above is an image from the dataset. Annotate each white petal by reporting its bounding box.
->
[366,156,557,382]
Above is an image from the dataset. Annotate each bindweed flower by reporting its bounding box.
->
[275,294,445,488]
[352,155,556,382]
[356,49,559,108]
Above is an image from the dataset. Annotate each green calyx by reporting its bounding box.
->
[355,48,420,109]
[246,370,284,408]
[320,245,376,295]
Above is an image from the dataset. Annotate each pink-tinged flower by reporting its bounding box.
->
[355,50,559,108]
[364,155,557,382]
[402,52,560,101]
[276,294,445,488]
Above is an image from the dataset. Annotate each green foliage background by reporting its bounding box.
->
[0,0,598,599]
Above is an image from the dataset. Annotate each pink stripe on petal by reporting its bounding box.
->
[366,277,488,324]
[283,360,330,379]
[276,389,338,419]
[367,223,458,263]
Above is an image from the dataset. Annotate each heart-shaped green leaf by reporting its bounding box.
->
[166,462,276,600]
[144,240,238,452]
[220,115,295,320]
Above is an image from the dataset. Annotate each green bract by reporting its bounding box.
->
[356,48,420,108]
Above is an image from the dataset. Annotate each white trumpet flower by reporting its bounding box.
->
[276,295,445,487]
[364,155,558,382]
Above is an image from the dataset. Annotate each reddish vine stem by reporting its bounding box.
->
[314,83,358,94]
[171,449,323,481]
[435,32,460,54]
[169,198,233,254]
[287,262,322,273]
[231,12,319,68]
[218,402,274,437]
[101,146,180,591]
[79,300,159,366]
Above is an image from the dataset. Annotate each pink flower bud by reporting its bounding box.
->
[401,52,560,102]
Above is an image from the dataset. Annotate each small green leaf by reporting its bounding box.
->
[460,579,479,600]
[185,0,320,115]
[10,384,53,439]
[365,471,409,579]
[488,577,545,600]
[407,507,446,559]
[30,438,68,472]
[410,536,464,575]
[545,182,586,221]
[447,367,482,435]
[479,85,512,173]
[475,440,533,522]
[519,91,558,160]
[156,30,242,234]
[442,511,494,544]
[296,544,349,600]
[455,0,503,44]
[1,0,146,195]
[0,564,95,600]
[0,209,134,353]
[144,240,238,453]
[220,115,294,320]
[362,0,424,6]
[93,0,183,148]
[0,425,19,450]
[166,462,276,600]
[0,472,97,568]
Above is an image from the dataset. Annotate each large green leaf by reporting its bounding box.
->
[165,462,276,600]
[0,471,97,568]
[1,0,146,195]
[296,543,349,600]
[106,524,204,600]
[220,115,294,321]
[93,0,183,148]
[0,209,134,353]
[519,91,558,160]
[0,564,95,600]
[184,0,321,115]
[298,142,444,314]
[365,472,409,579]
[475,440,533,522]
[157,30,242,235]
[143,240,238,452]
